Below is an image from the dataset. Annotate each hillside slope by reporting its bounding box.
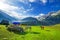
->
[0,10,17,22]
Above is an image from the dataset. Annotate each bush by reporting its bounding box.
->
[7,26,24,33]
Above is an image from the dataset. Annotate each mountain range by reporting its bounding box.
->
[21,10,60,25]
[0,10,60,25]
[37,10,60,25]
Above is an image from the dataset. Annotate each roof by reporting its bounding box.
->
[13,22,20,24]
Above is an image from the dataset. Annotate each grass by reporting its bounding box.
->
[0,24,60,40]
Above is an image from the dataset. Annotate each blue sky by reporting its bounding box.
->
[0,0,60,19]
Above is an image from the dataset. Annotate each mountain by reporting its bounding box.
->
[20,10,60,26]
[0,10,18,22]
[0,10,60,25]
[37,10,60,25]
[21,17,40,25]
[36,14,47,21]
[45,10,60,25]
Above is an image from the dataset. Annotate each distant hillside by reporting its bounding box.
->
[0,10,18,22]
[21,17,40,25]
[37,10,60,25]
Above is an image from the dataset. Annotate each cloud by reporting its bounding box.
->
[19,0,29,4]
[0,0,23,19]
[35,13,46,21]
[40,0,47,4]
[29,0,36,2]
[0,0,35,19]
[0,1,21,18]
[35,13,45,17]
[51,10,60,16]
[0,2,18,11]
[19,0,25,3]
[19,0,36,3]
[0,0,6,3]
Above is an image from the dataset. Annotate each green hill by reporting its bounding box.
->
[0,24,60,40]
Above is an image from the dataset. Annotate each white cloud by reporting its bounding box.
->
[0,0,35,19]
[51,10,60,16]
[39,13,45,16]
[29,0,35,2]
[19,0,25,3]
[26,8,33,12]
[35,13,45,18]
[0,0,26,19]
[19,0,29,4]
[40,0,47,4]
[0,0,6,3]
[8,11,21,18]
[19,0,35,3]
[0,1,21,18]
[35,13,46,21]
[0,2,18,11]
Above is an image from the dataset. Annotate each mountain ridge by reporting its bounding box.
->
[21,10,60,25]
[0,10,18,22]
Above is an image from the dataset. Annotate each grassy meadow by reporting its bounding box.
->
[0,24,60,40]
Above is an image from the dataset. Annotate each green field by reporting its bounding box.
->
[0,24,60,40]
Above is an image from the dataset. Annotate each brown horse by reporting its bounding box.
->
[41,26,44,30]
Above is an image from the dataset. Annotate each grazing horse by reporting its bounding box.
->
[41,26,44,30]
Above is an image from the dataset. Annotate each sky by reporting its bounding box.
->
[0,0,60,19]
